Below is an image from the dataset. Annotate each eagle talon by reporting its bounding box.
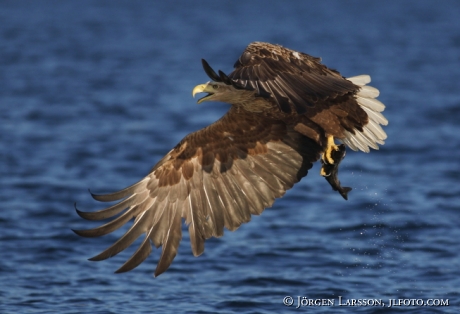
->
[322,135,339,165]
[320,165,330,177]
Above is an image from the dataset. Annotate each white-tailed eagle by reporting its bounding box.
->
[74,42,388,276]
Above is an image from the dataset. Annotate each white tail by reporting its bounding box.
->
[341,75,388,152]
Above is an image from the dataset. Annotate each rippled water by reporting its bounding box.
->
[1,1,460,313]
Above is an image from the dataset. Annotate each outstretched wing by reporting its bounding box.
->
[228,42,359,114]
[74,107,321,276]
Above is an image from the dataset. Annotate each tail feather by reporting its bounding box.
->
[342,75,388,152]
[347,75,371,86]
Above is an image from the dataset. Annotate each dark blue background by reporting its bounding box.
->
[1,1,459,313]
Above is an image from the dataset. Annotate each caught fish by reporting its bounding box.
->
[320,144,352,200]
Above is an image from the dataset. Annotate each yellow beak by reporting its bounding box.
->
[192,83,213,104]
[192,84,207,97]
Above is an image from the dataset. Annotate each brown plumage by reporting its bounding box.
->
[74,42,388,277]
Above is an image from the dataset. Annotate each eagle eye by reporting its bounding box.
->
[212,84,219,90]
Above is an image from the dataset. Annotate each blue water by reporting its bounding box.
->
[1,1,460,313]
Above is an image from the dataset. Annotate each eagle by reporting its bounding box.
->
[73,42,388,277]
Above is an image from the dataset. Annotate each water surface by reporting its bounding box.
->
[1,1,459,313]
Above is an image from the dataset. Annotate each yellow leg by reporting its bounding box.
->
[322,135,339,165]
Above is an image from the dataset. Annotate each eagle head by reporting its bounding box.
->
[192,82,237,104]
[192,59,266,111]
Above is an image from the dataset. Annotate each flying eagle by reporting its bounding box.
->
[74,42,388,277]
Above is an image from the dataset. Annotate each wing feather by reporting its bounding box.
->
[115,229,154,273]
[73,199,150,238]
[90,179,148,202]
[154,204,182,277]
[74,107,320,276]
[88,203,155,261]
[229,42,359,113]
[210,174,245,231]
[202,170,225,237]
[76,189,149,221]
[186,193,205,257]
[148,199,170,248]
[218,167,253,222]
